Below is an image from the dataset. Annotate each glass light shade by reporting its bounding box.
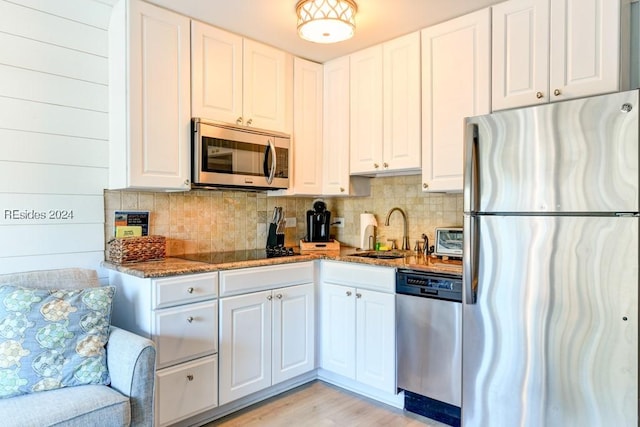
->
[296,0,357,44]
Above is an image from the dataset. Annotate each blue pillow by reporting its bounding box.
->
[0,285,115,398]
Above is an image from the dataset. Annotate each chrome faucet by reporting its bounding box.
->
[384,207,410,251]
[422,233,430,256]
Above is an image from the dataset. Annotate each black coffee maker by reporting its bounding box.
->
[306,201,331,242]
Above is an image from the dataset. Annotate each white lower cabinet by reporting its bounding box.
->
[320,261,396,394]
[156,355,218,426]
[108,271,219,427]
[154,299,218,369]
[272,283,315,384]
[218,263,315,406]
[219,290,272,404]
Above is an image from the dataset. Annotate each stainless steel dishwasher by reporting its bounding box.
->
[396,269,462,426]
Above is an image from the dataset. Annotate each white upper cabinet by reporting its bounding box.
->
[108,0,191,191]
[243,39,292,133]
[191,21,292,133]
[323,56,371,196]
[383,32,422,172]
[350,32,421,175]
[291,57,323,195]
[492,0,623,111]
[549,0,622,100]
[421,8,491,193]
[350,45,383,175]
[323,57,350,195]
[191,22,242,125]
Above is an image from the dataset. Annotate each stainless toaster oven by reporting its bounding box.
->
[434,227,463,258]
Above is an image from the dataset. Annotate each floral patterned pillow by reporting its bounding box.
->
[0,285,115,398]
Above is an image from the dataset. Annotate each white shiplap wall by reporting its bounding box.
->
[0,0,114,279]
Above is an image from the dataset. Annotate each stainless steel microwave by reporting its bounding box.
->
[192,118,290,190]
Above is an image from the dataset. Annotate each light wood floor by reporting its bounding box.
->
[205,381,447,427]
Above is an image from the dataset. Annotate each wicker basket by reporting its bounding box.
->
[107,235,166,264]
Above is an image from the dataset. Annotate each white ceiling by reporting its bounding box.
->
[145,0,504,63]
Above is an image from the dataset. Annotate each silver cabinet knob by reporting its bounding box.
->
[276,294,283,299]
[374,163,379,169]
[187,287,194,294]
[246,118,253,126]
[536,91,544,99]
[340,187,345,193]
[184,179,190,186]
[553,88,561,96]
[423,183,429,189]
[356,293,362,299]
[186,374,194,381]
[346,291,352,296]
[187,316,194,323]
[267,294,273,300]
[236,116,243,125]
[383,162,389,168]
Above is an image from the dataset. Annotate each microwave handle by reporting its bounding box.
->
[263,138,277,184]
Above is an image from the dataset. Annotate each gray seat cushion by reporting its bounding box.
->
[0,384,130,427]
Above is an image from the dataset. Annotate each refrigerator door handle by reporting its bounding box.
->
[463,122,479,213]
[463,215,478,304]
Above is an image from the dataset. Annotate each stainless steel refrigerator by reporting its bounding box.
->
[463,90,638,427]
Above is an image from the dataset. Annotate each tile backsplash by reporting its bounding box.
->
[104,175,462,256]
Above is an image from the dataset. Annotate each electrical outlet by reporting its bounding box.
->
[334,217,344,228]
[284,217,297,228]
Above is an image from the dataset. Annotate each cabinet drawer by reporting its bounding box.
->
[153,272,218,309]
[322,261,395,293]
[156,355,218,427]
[154,300,218,368]
[219,261,314,297]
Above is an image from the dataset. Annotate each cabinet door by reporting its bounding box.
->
[323,56,351,195]
[191,21,243,124]
[549,0,621,101]
[492,0,550,110]
[422,9,491,192]
[110,0,191,190]
[355,289,396,393]
[156,355,218,427]
[219,291,272,405]
[292,58,323,195]
[320,283,356,379]
[243,39,290,132]
[154,300,218,369]
[383,32,421,172]
[350,45,383,175]
[272,283,315,384]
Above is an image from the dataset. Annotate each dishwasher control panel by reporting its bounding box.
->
[396,269,462,302]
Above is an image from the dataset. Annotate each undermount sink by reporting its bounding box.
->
[349,252,406,260]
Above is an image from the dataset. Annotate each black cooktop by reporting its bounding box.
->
[178,247,300,264]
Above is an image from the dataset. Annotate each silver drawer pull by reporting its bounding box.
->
[276,294,283,299]
[186,374,194,381]
[267,295,273,301]
[346,291,352,296]
[187,287,194,294]
[187,316,194,323]
[356,293,362,299]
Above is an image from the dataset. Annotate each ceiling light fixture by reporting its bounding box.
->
[296,0,357,44]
